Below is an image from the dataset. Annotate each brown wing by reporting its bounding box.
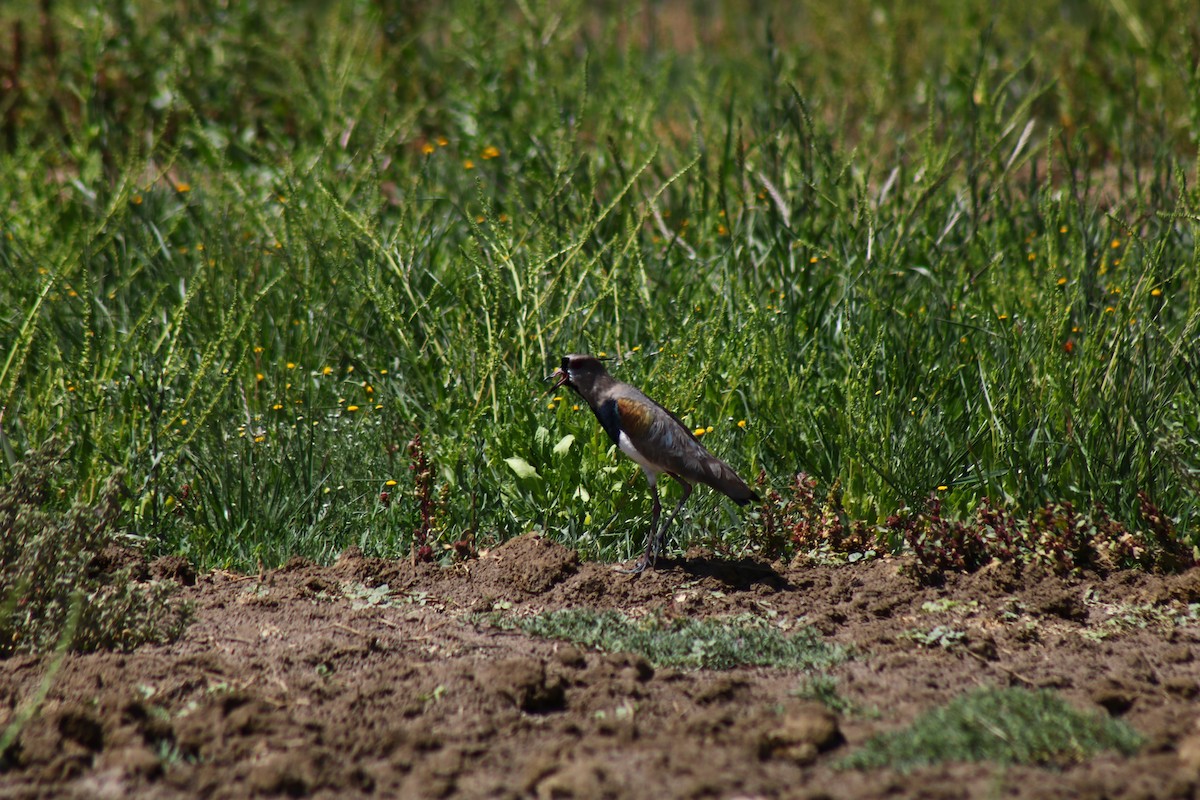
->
[616,394,757,504]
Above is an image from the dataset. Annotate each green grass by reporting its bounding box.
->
[489,609,847,670]
[0,0,1197,569]
[839,686,1143,770]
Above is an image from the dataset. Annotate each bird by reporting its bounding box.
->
[548,353,759,573]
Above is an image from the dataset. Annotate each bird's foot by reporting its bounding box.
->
[614,558,649,575]
[615,528,665,575]
[615,548,656,574]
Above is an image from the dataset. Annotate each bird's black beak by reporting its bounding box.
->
[544,368,570,394]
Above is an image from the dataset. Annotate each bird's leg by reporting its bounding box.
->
[654,477,693,558]
[617,480,661,574]
[645,482,664,565]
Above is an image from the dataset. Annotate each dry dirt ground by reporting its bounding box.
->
[3,533,1200,799]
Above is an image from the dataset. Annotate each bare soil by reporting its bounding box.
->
[2,533,1200,799]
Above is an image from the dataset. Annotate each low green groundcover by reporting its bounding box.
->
[841,686,1142,771]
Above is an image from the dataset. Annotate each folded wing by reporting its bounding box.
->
[616,395,758,504]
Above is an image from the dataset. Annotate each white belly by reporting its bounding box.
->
[618,431,662,485]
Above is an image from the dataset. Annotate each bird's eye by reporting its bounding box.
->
[561,357,571,371]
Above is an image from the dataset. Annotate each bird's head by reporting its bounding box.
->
[547,353,611,396]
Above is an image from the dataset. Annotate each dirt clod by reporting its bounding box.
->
[150,555,197,585]
[96,745,162,779]
[1092,679,1137,715]
[759,704,844,764]
[554,645,587,669]
[1179,729,1200,779]
[534,760,618,800]
[1142,570,1200,605]
[480,657,566,713]
[477,533,579,596]
[1029,587,1088,621]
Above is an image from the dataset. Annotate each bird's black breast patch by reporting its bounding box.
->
[595,398,623,446]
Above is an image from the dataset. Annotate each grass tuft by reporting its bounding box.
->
[489,609,847,670]
[840,687,1142,771]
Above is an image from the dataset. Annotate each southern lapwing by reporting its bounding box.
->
[549,353,759,573]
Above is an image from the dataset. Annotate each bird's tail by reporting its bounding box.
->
[702,459,760,505]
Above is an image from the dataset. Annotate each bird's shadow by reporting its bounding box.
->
[660,553,791,592]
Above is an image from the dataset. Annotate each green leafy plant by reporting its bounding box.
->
[887,494,1194,580]
[920,599,979,614]
[902,625,967,650]
[0,439,191,656]
[753,473,877,563]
